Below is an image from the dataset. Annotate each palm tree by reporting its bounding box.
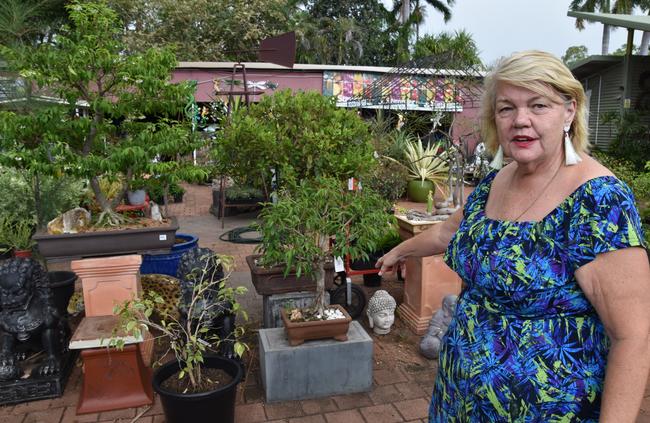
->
[570,0,634,54]
[391,0,454,59]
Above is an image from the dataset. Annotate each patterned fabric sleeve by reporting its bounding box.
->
[569,177,646,270]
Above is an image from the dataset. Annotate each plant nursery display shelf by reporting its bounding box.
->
[33,217,179,260]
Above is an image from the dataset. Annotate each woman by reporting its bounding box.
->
[377,50,650,422]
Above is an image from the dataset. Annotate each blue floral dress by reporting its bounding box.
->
[430,171,646,422]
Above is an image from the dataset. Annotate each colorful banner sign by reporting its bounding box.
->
[322,71,463,111]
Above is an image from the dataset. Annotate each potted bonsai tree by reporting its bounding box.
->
[256,177,393,345]
[112,251,248,423]
[0,1,207,258]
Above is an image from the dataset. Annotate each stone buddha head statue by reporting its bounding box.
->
[366,290,396,335]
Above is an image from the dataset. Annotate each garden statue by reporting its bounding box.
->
[0,258,65,381]
[420,294,458,359]
[366,290,397,335]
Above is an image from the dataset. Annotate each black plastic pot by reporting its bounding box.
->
[153,355,244,423]
[48,271,77,316]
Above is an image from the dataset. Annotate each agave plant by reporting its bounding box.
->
[385,137,450,195]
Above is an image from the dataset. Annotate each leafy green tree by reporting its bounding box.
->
[612,42,641,55]
[0,0,68,46]
[562,45,589,66]
[412,30,482,67]
[0,1,206,226]
[570,0,633,54]
[107,0,290,61]
[297,0,397,65]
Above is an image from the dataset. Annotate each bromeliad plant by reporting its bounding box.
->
[112,253,248,393]
[402,138,449,192]
[257,177,394,316]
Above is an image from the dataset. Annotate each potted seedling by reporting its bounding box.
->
[256,177,392,345]
[112,251,248,423]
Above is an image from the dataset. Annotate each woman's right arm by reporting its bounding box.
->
[376,208,463,275]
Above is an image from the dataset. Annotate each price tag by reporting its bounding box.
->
[334,256,345,272]
[159,234,167,241]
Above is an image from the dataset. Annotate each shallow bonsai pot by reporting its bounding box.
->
[246,254,334,296]
[33,217,179,260]
[280,304,352,346]
[153,355,244,423]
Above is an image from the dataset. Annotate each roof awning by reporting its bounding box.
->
[566,11,650,32]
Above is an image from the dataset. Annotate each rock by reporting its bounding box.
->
[47,208,91,234]
[150,202,163,221]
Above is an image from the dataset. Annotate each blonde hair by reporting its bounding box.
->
[480,50,589,155]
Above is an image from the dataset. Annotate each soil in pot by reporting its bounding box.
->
[161,366,233,394]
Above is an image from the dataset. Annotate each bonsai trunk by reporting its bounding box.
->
[314,260,326,316]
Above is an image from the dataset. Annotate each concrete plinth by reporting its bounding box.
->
[263,291,329,328]
[259,321,372,402]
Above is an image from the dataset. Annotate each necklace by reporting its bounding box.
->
[509,163,563,222]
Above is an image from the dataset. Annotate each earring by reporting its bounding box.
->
[564,125,582,166]
[489,146,504,170]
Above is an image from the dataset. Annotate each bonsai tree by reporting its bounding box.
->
[0,1,206,226]
[257,177,393,316]
[112,252,248,393]
[212,90,376,196]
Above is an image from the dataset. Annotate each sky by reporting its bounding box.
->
[391,0,640,65]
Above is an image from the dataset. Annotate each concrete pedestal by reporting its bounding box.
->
[396,216,462,335]
[259,321,372,402]
[262,291,329,328]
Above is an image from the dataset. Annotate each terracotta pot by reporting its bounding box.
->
[280,304,352,346]
[13,249,32,258]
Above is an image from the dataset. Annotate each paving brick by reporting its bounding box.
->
[142,399,163,416]
[244,385,266,404]
[300,398,338,415]
[265,401,304,420]
[0,416,22,423]
[393,398,429,421]
[235,403,266,423]
[11,399,52,415]
[331,393,372,410]
[359,404,404,423]
[152,415,166,423]
[0,406,13,417]
[22,407,65,423]
[60,406,99,423]
[374,368,408,385]
[288,416,326,423]
[394,382,428,400]
[98,407,137,420]
[369,384,400,405]
[324,409,365,423]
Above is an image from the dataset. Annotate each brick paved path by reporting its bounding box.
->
[1,183,648,422]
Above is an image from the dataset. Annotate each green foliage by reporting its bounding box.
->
[0,1,206,215]
[0,215,35,251]
[108,0,290,61]
[224,186,264,201]
[213,90,376,193]
[112,253,248,392]
[257,177,393,311]
[412,30,483,68]
[562,45,589,67]
[0,167,84,228]
[362,161,408,203]
[601,110,650,171]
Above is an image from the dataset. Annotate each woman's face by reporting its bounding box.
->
[494,83,576,167]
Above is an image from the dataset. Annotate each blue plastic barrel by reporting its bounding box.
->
[140,233,199,276]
